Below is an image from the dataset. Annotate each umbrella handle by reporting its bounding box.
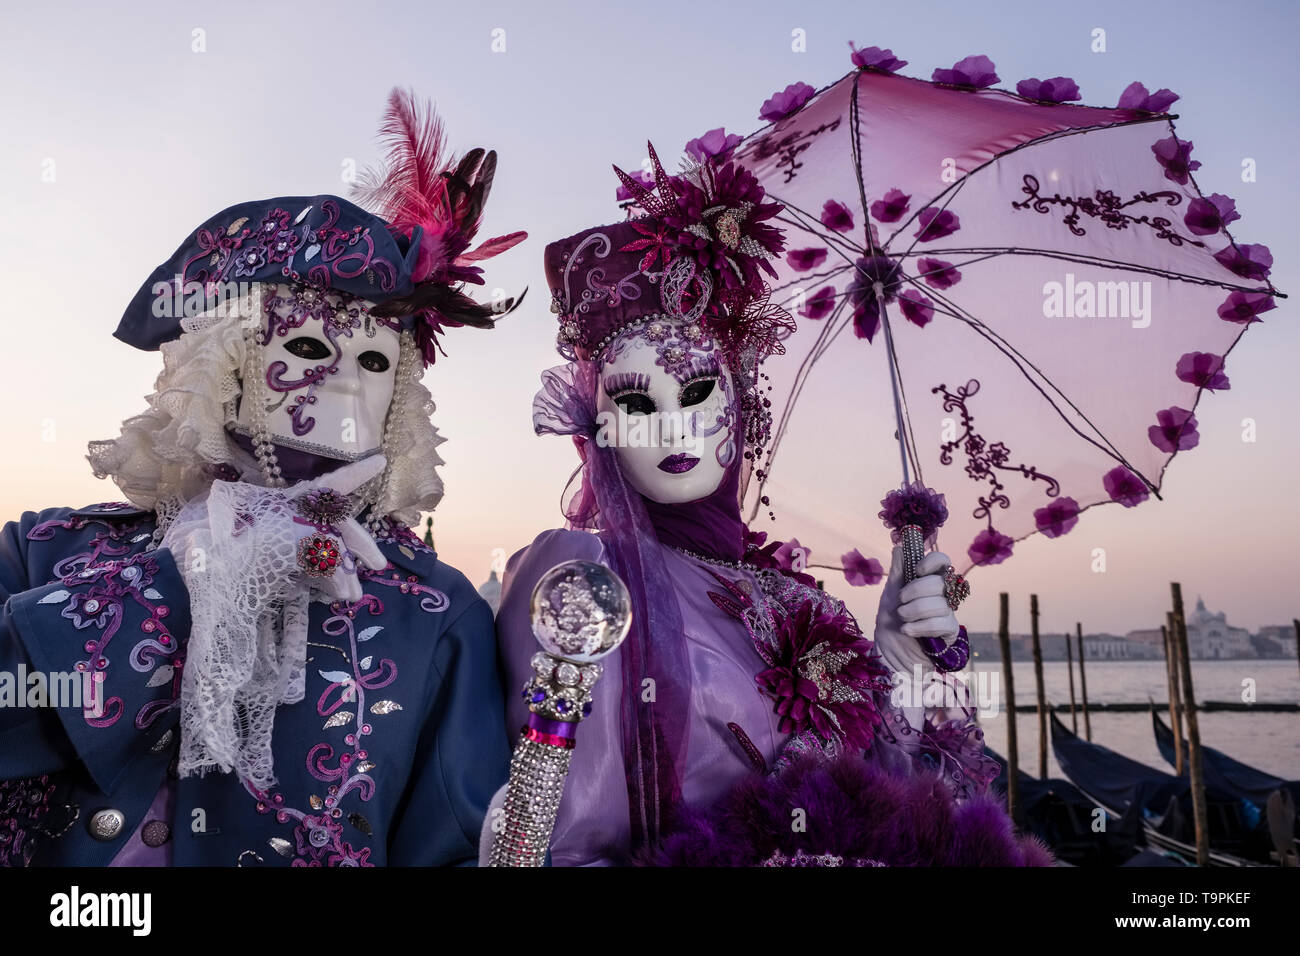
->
[899,523,927,584]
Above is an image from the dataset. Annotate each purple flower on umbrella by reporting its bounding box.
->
[932,55,999,89]
[821,199,854,233]
[773,537,810,572]
[879,480,949,547]
[1217,290,1276,324]
[918,257,962,290]
[846,256,903,342]
[685,127,742,162]
[849,43,907,73]
[615,168,654,201]
[1118,81,1179,113]
[800,285,837,320]
[1103,466,1149,508]
[870,188,911,223]
[898,288,935,328]
[1176,352,1230,391]
[968,528,1014,566]
[1184,194,1240,236]
[1016,76,1081,103]
[787,247,828,271]
[759,81,816,121]
[915,207,961,241]
[1034,496,1080,539]
[1213,242,1273,280]
[1148,406,1199,453]
[842,548,885,586]
[1151,135,1200,185]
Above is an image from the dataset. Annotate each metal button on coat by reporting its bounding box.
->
[141,820,171,848]
[88,809,126,841]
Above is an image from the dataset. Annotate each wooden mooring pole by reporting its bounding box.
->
[1075,622,1091,742]
[1163,613,1186,777]
[998,593,1020,825]
[1293,619,1300,682]
[1171,583,1209,866]
[1065,628,1078,734]
[1030,595,1047,779]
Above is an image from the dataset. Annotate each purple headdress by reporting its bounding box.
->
[532,148,796,849]
[353,88,528,366]
[549,142,792,369]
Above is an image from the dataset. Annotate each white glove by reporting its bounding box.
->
[873,546,962,729]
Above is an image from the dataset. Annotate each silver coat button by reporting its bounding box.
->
[88,808,126,841]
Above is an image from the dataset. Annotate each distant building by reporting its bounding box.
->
[1082,633,1159,660]
[1185,596,1253,659]
[478,569,502,615]
[1123,627,1169,658]
[1254,624,1298,659]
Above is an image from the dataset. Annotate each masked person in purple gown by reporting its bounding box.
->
[487,146,1052,867]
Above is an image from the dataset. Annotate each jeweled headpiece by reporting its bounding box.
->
[545,143,793,366]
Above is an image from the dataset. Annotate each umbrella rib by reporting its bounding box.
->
[891,245,1277,295]
[878,112,1183,255]
[913,277,1161,492]
[748,297,854,522]
[771,263,853,297]
[773,203,864,260]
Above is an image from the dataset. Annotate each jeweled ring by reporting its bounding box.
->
[943,566,970,610]
[297,487,352,527]
[298,534,343,578]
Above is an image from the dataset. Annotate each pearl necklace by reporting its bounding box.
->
[666,544,753,572]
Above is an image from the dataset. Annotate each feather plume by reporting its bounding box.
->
[353,87,528,365]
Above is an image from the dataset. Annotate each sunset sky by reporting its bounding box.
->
[1,0,1295,637]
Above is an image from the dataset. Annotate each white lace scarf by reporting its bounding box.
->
[162,481,309,789]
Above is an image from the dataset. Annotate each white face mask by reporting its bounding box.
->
[595,326,738,504]
[236,282,402,461]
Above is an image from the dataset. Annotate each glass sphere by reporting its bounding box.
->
[529,560,632,663]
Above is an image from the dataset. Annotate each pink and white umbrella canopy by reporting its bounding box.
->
[694,49,1280,593]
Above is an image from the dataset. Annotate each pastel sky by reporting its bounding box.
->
[1,0,1295,636]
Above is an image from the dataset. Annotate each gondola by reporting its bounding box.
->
[986,747,1177,866]
[1151,707,1300,806]
[1048,711,1273,866]
[1150,707,1298,863]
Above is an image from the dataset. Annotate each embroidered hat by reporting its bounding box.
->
[115,195,422,352]
[116,88,527,367]
[545,143,789,362]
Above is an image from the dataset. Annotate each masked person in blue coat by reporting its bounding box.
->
[0,91,524,867]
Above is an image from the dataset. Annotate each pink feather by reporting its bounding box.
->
[456,230,528,264]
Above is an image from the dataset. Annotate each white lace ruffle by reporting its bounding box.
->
[162,480,309,789]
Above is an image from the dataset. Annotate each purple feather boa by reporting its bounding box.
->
[632,750,1054,867]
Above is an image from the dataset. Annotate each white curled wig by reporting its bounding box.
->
[87,284,446,527]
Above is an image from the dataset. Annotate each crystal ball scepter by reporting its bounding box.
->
[488,560,632,867]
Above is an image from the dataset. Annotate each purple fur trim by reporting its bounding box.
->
[634,750,1054,867]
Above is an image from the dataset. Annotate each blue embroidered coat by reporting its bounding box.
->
[0,502,510,866]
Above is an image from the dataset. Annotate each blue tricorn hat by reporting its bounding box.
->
[115,194,424,351]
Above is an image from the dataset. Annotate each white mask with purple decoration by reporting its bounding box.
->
[595,322,738,504]
[234,281,401,462]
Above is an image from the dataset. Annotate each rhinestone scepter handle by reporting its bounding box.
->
[489,658,602,867]
[488,560,631,867]
[899,523,926,585]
